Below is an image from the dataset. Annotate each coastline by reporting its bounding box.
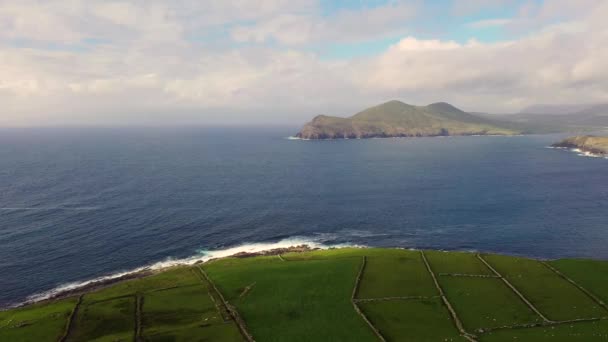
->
[286,133,523,141]
[5,239,350,310]
[548,146,608,159]
[6,241,608,311]
[551,135,608,158]
[10,245,319,310]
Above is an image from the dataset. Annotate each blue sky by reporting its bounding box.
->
[0,0,606,125]
[313,0,542,58]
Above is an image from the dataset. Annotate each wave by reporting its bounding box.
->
[547,146,607,159]
[0,207,100,211]
[20,236,359,307]
[285,136,309,141]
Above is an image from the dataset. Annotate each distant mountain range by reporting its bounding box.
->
[519,103,608,116]
[296,100,519,139]
[295,100,608,140]
[488,103,608,131]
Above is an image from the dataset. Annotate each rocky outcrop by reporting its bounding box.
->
[552,136,608,155]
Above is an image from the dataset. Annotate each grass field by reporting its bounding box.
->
[439,277,540,331]
[142,284,241,341]
[0,298,76,342]
[425,250,494,275]
[483,254,607,321]
[2,248,608,341]
[204,255,377,341]
[357,252,436,299]
[360,298,465,341]
[68,296,135,341]
[550,259,608,304]
[481,319,608,341]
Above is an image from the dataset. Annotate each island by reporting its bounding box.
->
[3,247,608,341]
[552,135,608,156]
[295,100,520,139]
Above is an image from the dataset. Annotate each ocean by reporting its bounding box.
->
[0,126,607,307]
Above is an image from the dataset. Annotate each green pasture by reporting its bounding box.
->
[2,248,608,341]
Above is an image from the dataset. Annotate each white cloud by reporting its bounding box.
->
[0,1,608,125]
[467,18,511,29]
[231,2,416,45]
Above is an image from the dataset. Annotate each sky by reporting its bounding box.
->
[1,0,607,126]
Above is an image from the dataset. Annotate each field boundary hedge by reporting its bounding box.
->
[58,294,83,342]
[438,273,500,278]
[421,251,478,342]
[134,294,143,342]
[354,295,440,303]
[351,256,386,342]
[197,266,255,342]
[476,254,552,323]
[542,261,608,314]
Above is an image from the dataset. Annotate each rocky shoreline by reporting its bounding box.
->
[552,136,608,156]
[7,245,320,310]
[227,244,319,258]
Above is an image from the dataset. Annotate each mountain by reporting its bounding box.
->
[552,136,608,155]
[519,104,593,115]
[296,100,519,139]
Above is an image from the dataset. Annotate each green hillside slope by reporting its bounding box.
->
[296,101,520,139]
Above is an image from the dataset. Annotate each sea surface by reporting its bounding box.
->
[0,127,607,307]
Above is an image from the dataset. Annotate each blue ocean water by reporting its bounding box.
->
[0,127,607,307]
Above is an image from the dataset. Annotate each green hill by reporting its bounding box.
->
[3,248,608,341]
[296,100,520,139]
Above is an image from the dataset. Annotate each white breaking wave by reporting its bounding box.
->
[285,136,309,141]
[547,146,606,159]
[570,148,605,159]
[21,237,359,307]
[0,207,100,211]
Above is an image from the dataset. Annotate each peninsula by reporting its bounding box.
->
[552,135,608,156]
[296,100,520,139]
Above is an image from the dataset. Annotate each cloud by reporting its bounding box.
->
[231,2,416,45]
[466,18,511,29]
[0,1,608,125]
[451,0,517,16]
